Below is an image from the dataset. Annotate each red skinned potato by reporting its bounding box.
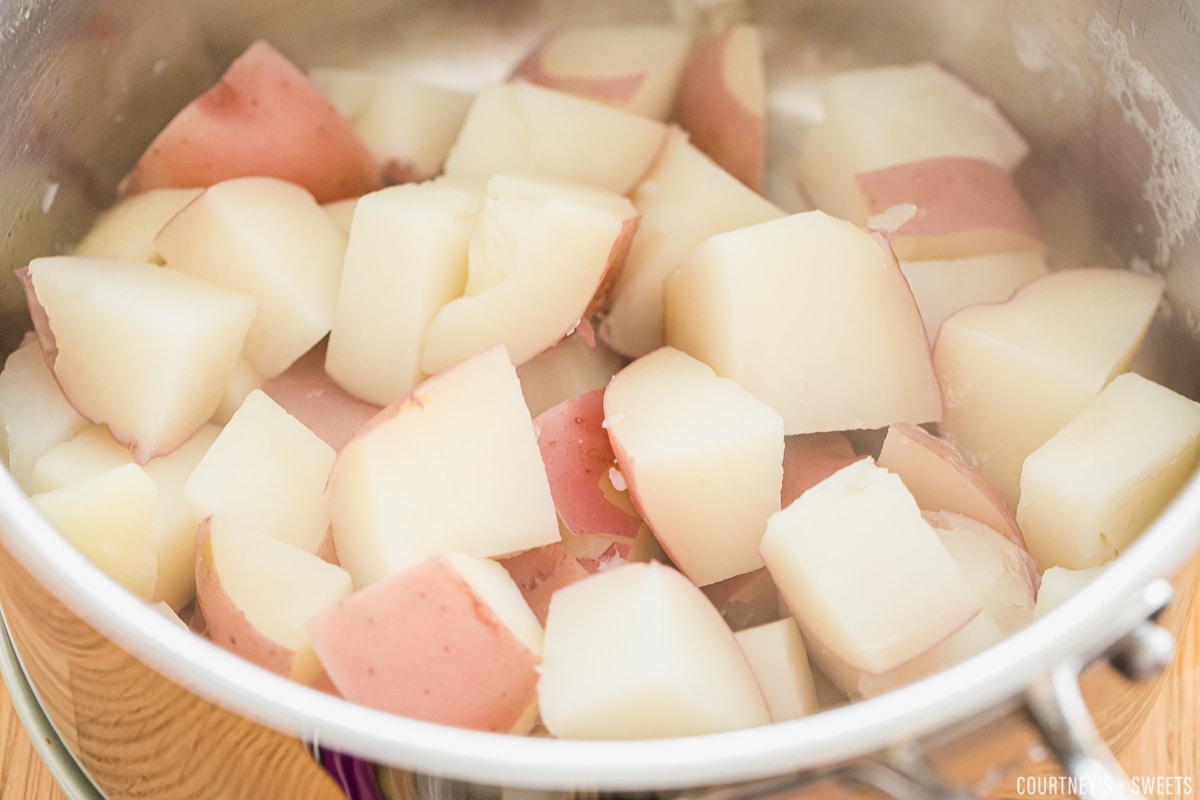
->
[509,24,693,121]
[877,423,1024,548]
[261,341,382,452]
[535,388,644,543]
[195,515,353,684]
[500,541,591,626]
[859,157,1045,259]
[674,24,766,191]
[781,432,863,508]
[308,551,543,733]
[121,40,382,203]
[20,256,255,463]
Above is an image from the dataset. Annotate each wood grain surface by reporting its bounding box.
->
[0,561,1196,800]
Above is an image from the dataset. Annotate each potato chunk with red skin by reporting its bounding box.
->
[308,552,542,733]
[536,388,643,543]
[121,40,382,204]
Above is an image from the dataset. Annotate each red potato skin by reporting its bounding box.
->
[500,541,590,625]
[879,423,1027,549]
[261,341,383,452]
[585,215,641,322]
[781,432,864,508]
[194,518,297,680]
[15,267,57,370]
[535,388,644,541]
[674,27,764,192]
[509,29,646,106]
[121,40,383,204]
[307,554,540,732]
[857,157,1044,260]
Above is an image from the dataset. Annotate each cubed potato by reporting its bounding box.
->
[313,68,472,184]
[328,345,560,588]
[308,552,543,733]
[599,126,785,358]
[121,40,382,203]
[933,268,1164,507]
[21,256,255,462]
[537,561,770,739]
[31,463,159,599]
[734,617,819,722]
[195,515,353,684]
[509,24,693,121]
[899,251,1049,342]
[324,180,482,406]
[421,174,639,375]
[535,389,644,543]
[442,81,667,194]
[674,24,766,191]
[604,347,784,586]
[261,341,382,452]
[185,389,337,558]
[796,62,1028,222]
[859,157,1044,258]
[1033,566,1105,620]
[32,422,220,611]
[781,432,863,508]
[155,176,348,379]
[760,458,980,674]
[499,541,591,626]
[665,210,941,435]
[1017,372,1200,570]
[925,511,1038,635]
[877,423,1024,548]
[516,332,627,418]
[0,337,89,491]
[73,188,202,263]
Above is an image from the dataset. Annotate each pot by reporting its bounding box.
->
[0,1,1198,798]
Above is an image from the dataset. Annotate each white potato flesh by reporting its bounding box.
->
[877,423,1023,548]
[442,81,667,195]
[421,173,638,374]
[32,422,220,611]
[198,514,353,684]
[185,390,336,556]
[603,346,784,586]
[325,181,482,406]
[925,511,1037,635]
[0,337,89,491]
[855,611,1003,699]
[73,188,202,263]
[155,176,347,378]
[1018,372,1200,571]
[599,126,785,358]
[515,332,627,418]
[328,345,560,588]
[734,618,819,721]
[31,462,159,599]
[796,62,1028,221]
[511,24,693,121]
[665,210,941,434]
[933,267,1164,508]
[537,561,770,739]
[760,458,981,674]
[899,251,1049,342]
[351,74,472,183]
[25,256,255,463]
[1033,566,1106,620]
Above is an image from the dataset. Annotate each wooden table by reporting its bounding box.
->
[0,583,1196,800]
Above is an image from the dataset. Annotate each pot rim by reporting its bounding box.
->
[1,465,1198,791]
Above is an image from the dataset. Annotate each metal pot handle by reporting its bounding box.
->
[845,579,1179,800]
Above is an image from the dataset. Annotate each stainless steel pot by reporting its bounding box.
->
[1,1,1199,798]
